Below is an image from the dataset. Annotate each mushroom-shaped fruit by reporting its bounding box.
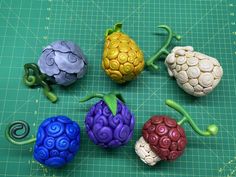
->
[6,116,80,168]
[135,99,218,166]
[102,23,145,84]
[80,92,135,148]
[23,40,87,103]
[145,25,223,97]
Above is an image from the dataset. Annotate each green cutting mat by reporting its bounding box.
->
[0,0,236,176]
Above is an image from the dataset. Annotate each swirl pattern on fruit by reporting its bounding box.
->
[34,116,80,168]
[102,24,144,83]
[142,115,187,161]
[85,100,135,148]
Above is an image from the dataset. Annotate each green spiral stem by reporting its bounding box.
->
[80,91,125,116]
[23,63,57,103]
[146,25,181,71]
[105,23,122,37]
[5,120,36,145]
[165,99,218,136]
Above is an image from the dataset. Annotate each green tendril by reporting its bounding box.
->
[5,120,36,145]
[80,91,125,116]
[146,25,181,71]
[165,99,218,136]
[105,23,122,37]
[23,63,57,103]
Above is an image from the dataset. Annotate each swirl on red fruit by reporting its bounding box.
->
[164,117,177,128]
[56,136,70,151]
[177,137,187,151]
[147,124,156,133]
[114,124,130,142]
[151,116,163,124]
[46,122,64,137]
[95,126,113,143]
[159,136,171,148]
[155,123,168,136]
[148,133,159,145]
[143,121,152,130]
[168,128,180,141]
[177,126,186,137]
[170,142,178,151]
[43,137,55,149]
[158,148,170,160]
[168,151,180,160]
[142,129,149,140]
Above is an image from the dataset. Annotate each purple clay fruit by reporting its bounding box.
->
[80,92,135,148]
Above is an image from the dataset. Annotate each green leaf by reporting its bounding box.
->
[103,94,118,115]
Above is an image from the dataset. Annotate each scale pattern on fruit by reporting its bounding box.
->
[102,31,144,83]
[165,46,223,97]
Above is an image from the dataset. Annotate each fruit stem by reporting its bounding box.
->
[165,99,218,136]
[80,91,125,116]
[5,120,36,145]
[23,63,57,103]
[146,25,181,71]
[105,23,122,37]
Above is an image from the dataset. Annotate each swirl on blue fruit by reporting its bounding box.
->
[43,137,55,149]
[66,123,80,139]
[56,136,70,151]
[34,116,81,168]
[45,121,65,137]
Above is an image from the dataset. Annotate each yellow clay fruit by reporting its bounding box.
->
[102,23,144,84]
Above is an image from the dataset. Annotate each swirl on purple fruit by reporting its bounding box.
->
[117,102,122,112]
[85,116,94,128]
[177,137,187,151]
[94,115,108,126]
[46,122,64,137]
[95,102,103,115]
[45,157,66,168]
[170,142,178,151]
[168,128,180,141]
[66,123,79,139]
[102,106,111,116]
[35,146,49,160]
[57,116,72,124]
[108,140,122,148]
[108,114,122,128]
[50,149,59,157]
[123,131,133,144]
[148,133,159,145]
[95,126,113,143]
[36,127,45,145]
[121,106,130,124]
[56,136,70,151]
[164,117,177,128]
[168,151,180,160]
[69,140,79,152]
[92,123,103,134]
[151,116,163,124]
[155,124,168,136]
[129,114,135,130]
[114,124,130,142]
[43,137,55,149]
[159,136,171,148]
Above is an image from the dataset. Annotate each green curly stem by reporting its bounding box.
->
[146,25,181,71]
[23,63,57,103]
[105,23,122,37]
[5,120,36,145]
[80,91,125,115]
[165,99,218,136]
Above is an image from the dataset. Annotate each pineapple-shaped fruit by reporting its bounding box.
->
[102,23,145,83]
